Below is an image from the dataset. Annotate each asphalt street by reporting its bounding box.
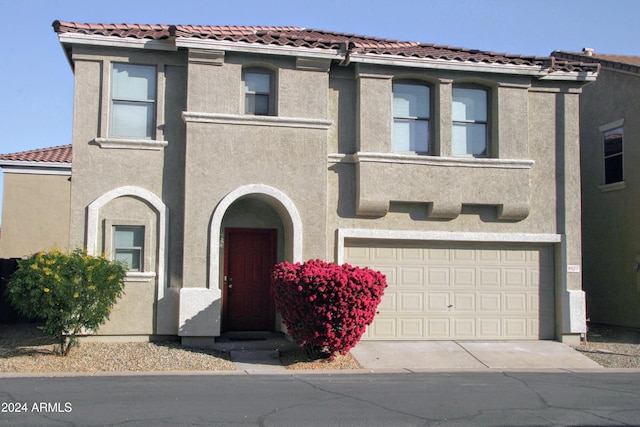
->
[1,371,639,426]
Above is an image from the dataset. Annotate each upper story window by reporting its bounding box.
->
[604,126,623,184]
[393,82,430,153]
[452,86,489,157]
[113,225,144,272]
[110,63,157,139]
[243,69,273,116]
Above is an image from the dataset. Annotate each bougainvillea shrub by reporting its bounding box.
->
[6,249,127,355]
[271,259,387,359]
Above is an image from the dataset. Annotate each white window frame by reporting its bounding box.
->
[103,218,154,277]
[392,81,431,154]
[110,63,157,139]
[243,68,274,116]
[95,61,167,151]
[598,119,625,191]
[112,225,145,272]
[452,85,489,158]
[602,126,624,185]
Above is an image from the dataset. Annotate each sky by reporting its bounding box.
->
[1,0,639,221]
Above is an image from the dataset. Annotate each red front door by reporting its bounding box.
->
[223,228,277,332]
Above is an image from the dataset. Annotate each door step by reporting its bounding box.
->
[215,332,295,352]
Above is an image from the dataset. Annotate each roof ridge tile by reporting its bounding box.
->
[52,21,599,73]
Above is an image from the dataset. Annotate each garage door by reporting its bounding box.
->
[344,240,555,340]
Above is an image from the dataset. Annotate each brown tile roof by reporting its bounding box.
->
[552,50,640,74]
[53,20,598,73]
[0,145,72,164]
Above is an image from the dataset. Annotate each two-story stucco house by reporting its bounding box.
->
[44,21,599,345]
[553,49,640,330]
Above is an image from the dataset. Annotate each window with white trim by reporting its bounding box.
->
[393,82,430,153]
[113,226,144,271]
[110,63,157,139]
[452,86,489,157]
[243,69,273,115]
[604,126,623,184]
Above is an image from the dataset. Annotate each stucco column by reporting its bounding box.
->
[437,78,453,156]
[356,67,392,153]
[556,88,587,344]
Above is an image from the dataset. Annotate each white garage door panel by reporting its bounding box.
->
[345,241,555,340]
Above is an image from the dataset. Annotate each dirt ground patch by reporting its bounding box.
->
[280,347,361,370]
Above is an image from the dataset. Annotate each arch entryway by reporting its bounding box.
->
[209,184,303,332]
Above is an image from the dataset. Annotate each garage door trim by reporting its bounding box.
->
[336,228,561,264]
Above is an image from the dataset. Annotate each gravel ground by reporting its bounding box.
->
[571,323,640,368]
[0,324,235,374]
[2,322,638,373]
[0,323,359,373]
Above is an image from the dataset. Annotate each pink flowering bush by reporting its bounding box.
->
[271,259,387,359]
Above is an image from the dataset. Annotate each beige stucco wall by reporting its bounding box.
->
[181,52,330,291]
[0,172,70,258]
[579,68,640,328]
[67,46,187,336]
[326,67,582,238]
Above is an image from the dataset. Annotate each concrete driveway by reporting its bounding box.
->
[350,340,602,370]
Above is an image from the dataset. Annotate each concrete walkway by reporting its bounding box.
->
[229,340,602,372]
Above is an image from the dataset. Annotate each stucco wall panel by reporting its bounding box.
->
[355,158,532,220]
[357,73,392,153]
[187,60,239,114]
[279,67,328,119]
[96,278,155,335]
[497,85,530,159]
[0,173,70,258]
[579,69,640,328]
[326,86,576,258]
[182,122,328,288]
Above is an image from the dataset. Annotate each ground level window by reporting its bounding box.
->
[113,226,144,271]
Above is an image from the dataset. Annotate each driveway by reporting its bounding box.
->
[230,339,602,372]
[350,340,602,371]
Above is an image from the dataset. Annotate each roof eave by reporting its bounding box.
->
[349,53,597,80]
[0,160,72,176]
[537,71,598,82]
[174,37,343,60]
[58,32,178,53]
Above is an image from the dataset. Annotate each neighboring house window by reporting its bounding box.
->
[111,63,157,139]
[452,86,489,157]
[604,126,623,184]
[393,82,430,153]
[113,226,144,271]
[243,69,273,115]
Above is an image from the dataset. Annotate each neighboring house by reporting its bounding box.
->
[44,20,598,344]
[553,49,640,329]
[0,145,72,258]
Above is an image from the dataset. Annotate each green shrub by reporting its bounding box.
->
[5,248,126,355]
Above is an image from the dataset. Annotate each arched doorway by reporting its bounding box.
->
[209,185,303,333]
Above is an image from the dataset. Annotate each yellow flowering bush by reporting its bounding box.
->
[6,248,127,355]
